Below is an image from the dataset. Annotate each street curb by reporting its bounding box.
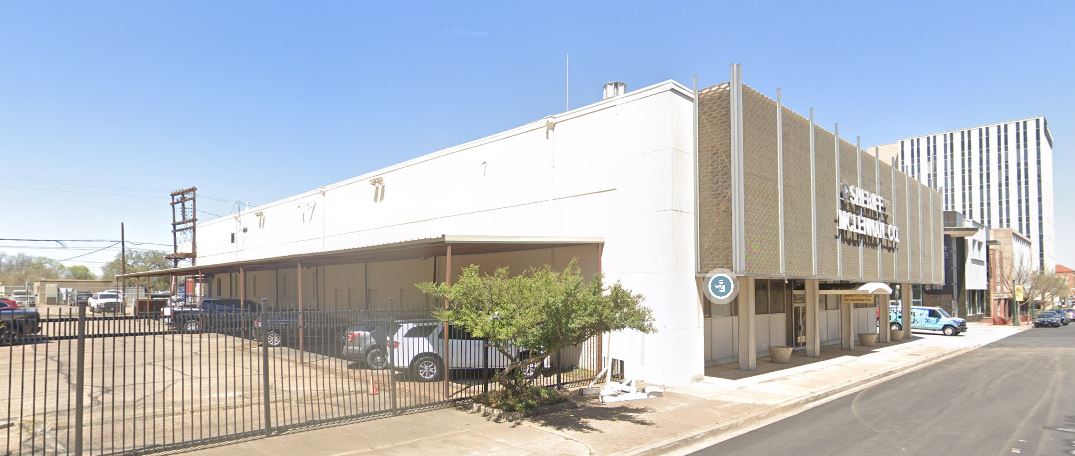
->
[621,336,1004,456]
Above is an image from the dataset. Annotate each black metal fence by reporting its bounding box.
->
[1,305,605,455]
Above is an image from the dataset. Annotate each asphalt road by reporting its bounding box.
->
[693,324,1075,456]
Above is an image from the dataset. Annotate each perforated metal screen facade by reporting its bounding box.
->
[698,82,943,285]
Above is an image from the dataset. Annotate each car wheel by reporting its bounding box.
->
[411,354,442,382]
[265,330,283,347]
[942,325,957,336]
[889,322,902,332]
[0,326,15,345]
[365,347,388,370]
[183,319,201,333]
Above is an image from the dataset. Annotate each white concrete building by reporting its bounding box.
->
[158,68,943,386]
[874,117,1055,272]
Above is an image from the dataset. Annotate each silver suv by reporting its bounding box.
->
[388,321,541,382]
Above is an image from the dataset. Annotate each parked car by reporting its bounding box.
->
[888,306,967,336]
[1054,309,1071,326]
[1061,308,1075,323]
[1034,311,1063,328]
[165,298,260,333]
[88,291,124,313]
[74,291,93,307]
[251,310,354,348]
[340,321,398,369]
[388,320,542,382]
[0,300,40,342]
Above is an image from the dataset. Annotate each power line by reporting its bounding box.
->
[57,243,119,262]
[1,179,250,207]
[0,185,164,199]
[0,245,165,252]
[0,238,173,247]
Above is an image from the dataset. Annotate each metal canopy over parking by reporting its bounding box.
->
[118,234,604,398]
[117,235,604,279]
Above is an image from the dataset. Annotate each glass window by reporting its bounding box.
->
[447,326,476,340]
[755,280,769,314]
[824,295,840,310]
[404,325,436,338]
[928,309,942,319]
[770,281,786,314]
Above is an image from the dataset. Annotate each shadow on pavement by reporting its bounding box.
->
[704,335,927,381]
[519,402,654,433]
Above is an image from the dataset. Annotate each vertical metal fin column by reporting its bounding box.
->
[892,157,899,281]
[729,64,746,273]
[834,123,842,277]
[919,182,925,281]
[693,75,701,275]
[857,136,864,280]
[876,149,883,281]
[906,175,913,279]
[776,89,786,275]
[810,109,818,277]
[929,186,935,283]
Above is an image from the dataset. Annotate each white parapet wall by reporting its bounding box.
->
[193,80,703,385]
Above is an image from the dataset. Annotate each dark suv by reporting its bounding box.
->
[166,298,260,334]
[252,310,355,349]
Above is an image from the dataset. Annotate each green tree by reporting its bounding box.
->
[0,253,63,287]
[416,259,654,397]
[62,265,97,280]
[101,250,171,290]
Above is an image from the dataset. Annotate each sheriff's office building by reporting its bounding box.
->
[166,65,943,385]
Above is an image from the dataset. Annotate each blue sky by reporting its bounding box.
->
[1,1,1073,272]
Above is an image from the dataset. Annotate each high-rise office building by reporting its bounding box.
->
[874,117,1054,271]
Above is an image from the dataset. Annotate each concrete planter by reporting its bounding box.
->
[859,333,878,347]
[891,329,905,341]
[768,345,793,364]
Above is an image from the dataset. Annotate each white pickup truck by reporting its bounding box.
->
[9,290,34,307]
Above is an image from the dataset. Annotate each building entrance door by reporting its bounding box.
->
[791,292,806,350]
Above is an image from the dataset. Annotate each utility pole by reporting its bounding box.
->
[565,54,569,111]
[121,222,127,311]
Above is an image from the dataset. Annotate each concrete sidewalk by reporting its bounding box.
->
[189,322,1025,456]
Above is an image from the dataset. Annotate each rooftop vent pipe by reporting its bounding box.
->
[603,82,626,100]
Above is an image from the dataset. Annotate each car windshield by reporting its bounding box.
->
[1038,311,1056,317]
[99,293,117,299]
[935,308,952,318]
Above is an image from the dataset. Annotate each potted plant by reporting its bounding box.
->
[858,332,878,347]
[768,345,793,364]
[890,328,904,341]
